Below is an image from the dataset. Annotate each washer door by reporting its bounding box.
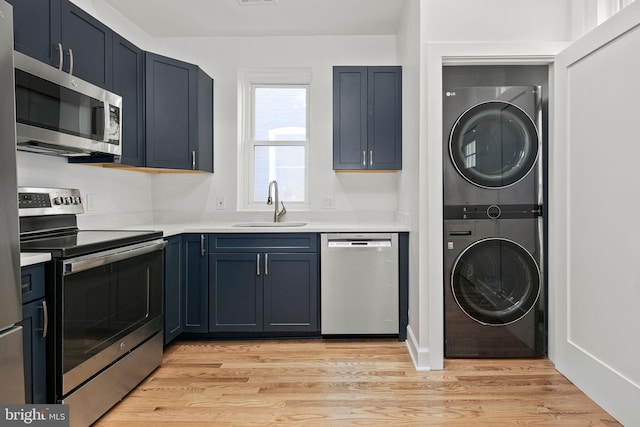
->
[449,101,539,188]
[451,238,540,326]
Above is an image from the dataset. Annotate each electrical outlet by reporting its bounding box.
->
[86,194,97,211]
[215,197,225,210]
[321,196,334,209]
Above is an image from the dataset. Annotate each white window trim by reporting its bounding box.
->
[238,68,312,211]
[597,0,636,25]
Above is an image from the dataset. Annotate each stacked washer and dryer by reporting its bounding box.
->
[443,85,546,358]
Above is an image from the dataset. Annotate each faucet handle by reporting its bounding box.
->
[277,201,287,220]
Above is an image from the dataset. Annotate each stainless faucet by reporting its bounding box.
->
[267,180,287,223]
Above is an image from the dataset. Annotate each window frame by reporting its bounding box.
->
[239,69,311,211]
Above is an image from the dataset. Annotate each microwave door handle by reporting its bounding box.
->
[103,101,110,142]
[65,48,74,75]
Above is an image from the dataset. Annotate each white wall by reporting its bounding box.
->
[22,1,400,225]
[148,35,399,220]
[423,0,572,42]
[16,152,154,228]
[552,2,640,424]
[409,0,573,371]
[396,0,425,367]
[15,0,158,229]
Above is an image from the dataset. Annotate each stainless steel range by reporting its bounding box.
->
[19,187,165,427]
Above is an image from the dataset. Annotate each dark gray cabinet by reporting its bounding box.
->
[60,1,112,89]
[145,52,214,172]
[164,235,209,343]
[333,66,402,170]
[209,234,319,333]
[9,0,113,89]
[20,264,47,404]
[112,34,144,166]
[164,236,182,344]
[183,234,209,333]
[8,0,61,66]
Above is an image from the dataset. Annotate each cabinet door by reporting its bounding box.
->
[183,235,209,333]
[209,253,263,332]
[21,299,47,404]
[195,68,214,173]
[368,67,402,170]
[8,0,61,66]
[164,236,182,344]
[263,253,318,332]
[145,52,197,170]
[333,66,368,170]
[112,34,144,166]
[60,1,112,89]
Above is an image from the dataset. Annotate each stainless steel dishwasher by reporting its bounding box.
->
[321,233,399,335]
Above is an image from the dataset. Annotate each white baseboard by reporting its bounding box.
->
[405,325,432,371]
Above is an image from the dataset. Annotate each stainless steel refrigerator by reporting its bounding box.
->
[0,0,26,404]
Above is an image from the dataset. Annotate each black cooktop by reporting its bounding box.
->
[20,229,163,258]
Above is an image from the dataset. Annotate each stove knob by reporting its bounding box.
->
[53,197,63,205]
[75,196,82,205]
[64,197,72,205]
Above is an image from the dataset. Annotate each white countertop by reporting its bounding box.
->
[20,218,409,266]
[115,220,410,237]
[21,252,51,267]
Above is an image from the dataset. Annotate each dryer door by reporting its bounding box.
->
[449,101,539,188]
[451,238,540,325]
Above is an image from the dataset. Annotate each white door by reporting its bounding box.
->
[551,3,640,425]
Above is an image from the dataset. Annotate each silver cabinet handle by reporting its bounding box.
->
[192,151,196,170]
[56,43,63,70]
[265,253,269,276]
[369,150,373,167]
[362,151,366,167]
[41,300,48,338]
[256,254,261,276]
[200,235,205,256]
[66,48,74,75]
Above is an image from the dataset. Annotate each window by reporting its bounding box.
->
[240,70,311,209]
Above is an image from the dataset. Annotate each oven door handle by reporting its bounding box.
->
[63,239,167,275]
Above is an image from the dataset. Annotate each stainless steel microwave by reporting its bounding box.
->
[13,51,122,157]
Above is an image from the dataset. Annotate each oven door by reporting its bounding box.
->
[55,239,165,397]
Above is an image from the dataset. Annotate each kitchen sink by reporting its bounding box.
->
[232,222,307,227]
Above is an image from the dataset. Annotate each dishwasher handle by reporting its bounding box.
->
[327,240,392,248]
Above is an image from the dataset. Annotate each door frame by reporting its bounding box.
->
[407,42,563,372]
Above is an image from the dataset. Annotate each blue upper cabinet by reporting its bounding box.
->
[9,0,61,66]
[9,0,113,90]
[60,1,112,89]
[112,34,144,166]
[333,66,402,171]
[145,52,214,172]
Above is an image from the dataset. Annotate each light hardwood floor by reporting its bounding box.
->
[94,339,620,426]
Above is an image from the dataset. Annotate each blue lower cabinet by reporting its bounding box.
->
[209,253,263,332]
[263,253,318,332]
[164,235,210,343]
[208,234,319,334]
[183,235,209,333]
[20,264,47,404]
[163,236,182,344]
[21,299,47,404]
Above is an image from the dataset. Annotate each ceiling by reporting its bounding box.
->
[102,0,406,38]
